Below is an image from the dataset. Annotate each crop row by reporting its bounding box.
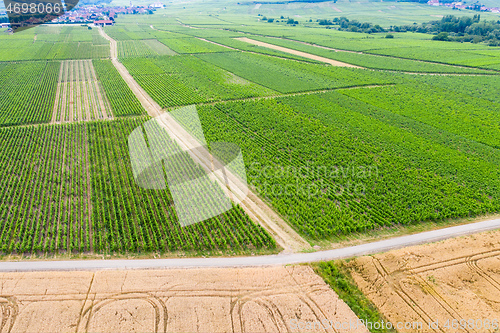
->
[245,36,493,74]
[341,82,500,149]
[157,37,233,54]
[93,60,145,116]
[0,124,92,253]
[121,55,276,108]
[118,40,177,57]
[0,61,59,126]
[0,40,110,62]
[196,51,397,93]
[197,96,499,239]
[0,119,276,254]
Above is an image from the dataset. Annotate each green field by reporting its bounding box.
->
[92,60,146,116]
[0,0,499,256]
[0,119,276,254]
[122,55,276,107]
[0,61,59,126]
[0,26,110,61]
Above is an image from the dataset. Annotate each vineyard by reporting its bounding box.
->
[92,60,145,116]
[0,26,109,61]
[0,124,92,253]
[155,37,235,54]
[196,51,396,93]
[118,40,176,57]
[0,61,59,126]
[196,96,499,239]
[207,37,322,63]
[1,8,500,257]
[341,82,500,148]
[406,74,500,104]
[244,36,492,73]
[52,60,113,123]
[121,55,276,107]
[0,119,276,254]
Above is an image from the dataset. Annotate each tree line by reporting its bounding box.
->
[392,15,500,46]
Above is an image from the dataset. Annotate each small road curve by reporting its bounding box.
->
[1,218,499,272]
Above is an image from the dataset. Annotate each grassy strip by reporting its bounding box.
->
[312,261,396,333]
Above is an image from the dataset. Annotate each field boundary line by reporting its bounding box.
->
[162,84,392,112]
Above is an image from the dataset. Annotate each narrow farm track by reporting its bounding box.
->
[98,27,162,118]
[255,37,500,76]
[98,26,311,253]
[196,37,236,50]
[3,218,500,272]
[236,37,362,68]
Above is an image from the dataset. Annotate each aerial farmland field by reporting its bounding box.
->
[1,0,500,331]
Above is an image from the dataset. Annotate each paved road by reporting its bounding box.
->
[1,218,499,272]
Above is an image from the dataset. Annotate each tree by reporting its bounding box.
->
[433,32,450,41]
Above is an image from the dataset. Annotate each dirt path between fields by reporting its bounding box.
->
[236,37,362,68]
[75,60,83,122]
[98,27,162,118]
[98,27,310,252]
[69,61,74,122]
[84,60,99,120]
[80,61,91,121]
[179,22,499,75]
[88,61,110,120]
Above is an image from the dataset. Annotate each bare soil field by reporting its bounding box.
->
[0,265,365,332]
[348,230,500,333]
[52,60,113,124]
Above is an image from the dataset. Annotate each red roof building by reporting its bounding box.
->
[93,20,114,26]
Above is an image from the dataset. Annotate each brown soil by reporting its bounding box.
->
[348,229,500,333]
[0,265,366,332]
